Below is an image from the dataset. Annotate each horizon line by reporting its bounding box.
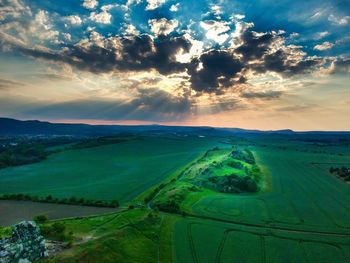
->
[2,116,350,133]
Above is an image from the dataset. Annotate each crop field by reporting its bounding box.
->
[173,218,350,263]
[0,135,220,204]
[172,140,350,263]
[0,200,116,226]
[1,134,350,262]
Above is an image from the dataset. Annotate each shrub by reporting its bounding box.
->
[34,214,48,224]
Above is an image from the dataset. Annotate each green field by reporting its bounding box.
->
[1,134,350,262]
[0,136,219,203]
[172,140,350,263]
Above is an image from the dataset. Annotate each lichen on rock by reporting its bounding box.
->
[0,221,48,263]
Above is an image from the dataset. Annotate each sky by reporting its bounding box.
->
[0,0,349,130]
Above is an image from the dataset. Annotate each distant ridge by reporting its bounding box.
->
[0,117,349,136]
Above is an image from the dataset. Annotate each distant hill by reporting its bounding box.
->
[0,117,349,137]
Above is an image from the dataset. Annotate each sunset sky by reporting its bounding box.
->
[0,0,349,130]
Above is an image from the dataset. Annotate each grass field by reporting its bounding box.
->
[0,135,219,204]
[2,134,350,262]
[172,139,350,263]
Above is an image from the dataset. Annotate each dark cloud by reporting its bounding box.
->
[331,57,350,74]
[241,90,282,100]
[14,34,191,76]
[187,50,244,93]
[1,24,331,94]
[25,88,193,122]
[235,30,323,76]
[255,50,322,76]
[235,30,275,62]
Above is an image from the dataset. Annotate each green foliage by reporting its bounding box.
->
[34,214,48,224]
[0,142,48,169]
[0,193,119,208]
[330,166,350,181]
[206,174,258,193]
[41,222,69,242]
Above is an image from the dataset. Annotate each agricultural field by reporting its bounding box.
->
[171,138,350,263]
[1,133,350,262]
[0,135,220,204]
[0,200,116,226]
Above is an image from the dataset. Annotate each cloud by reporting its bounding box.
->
[145,0,166,10]
[65,15,82,26]
[187,50,244,93]
[170,3,180,12]
[314,41,334,51]
[149,18,179,36]
[0,78,26,89]
[6,33,191,76]
[25,88,192,122]
[276,104,315,112]
[200,20,230,44]
[82,0,98,10]
[314,31,329,40]
[31,73,72,81]
[0,0,31,21]
[89,10,112,24]
[234,29,323,76]
[234,29,275,61]
[328,14,350,25]
[122,24,140,36]
[0,13,332,95]
[330,57,350,74]
[241,90,282,100]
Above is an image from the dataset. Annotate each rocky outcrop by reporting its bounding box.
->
[0,221,48,263]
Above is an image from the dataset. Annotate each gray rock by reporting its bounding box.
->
[0,221,48,263]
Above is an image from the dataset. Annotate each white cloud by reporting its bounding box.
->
[125,0,142,8]
[123,24,139,35]
[32,10,59,42]
[149,18,178,36]
[146,0,166,10]
[170,3,180,12]
[175,33,204,63]
[328,14,350,25]
[101,4,125,12]
[82,0,98,10]
[210,4,223,16]
[90,10,112,24]
[289,32,300,38]
[65,15,82,25]
[200,20,230,44]
[0,0,31,21]
[62,33,72,41]
[314,31,329,40]
[314,41,334,51]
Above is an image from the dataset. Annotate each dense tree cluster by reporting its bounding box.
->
[206,174,258,193]
[0,143,47,169]
[230,147,255,165]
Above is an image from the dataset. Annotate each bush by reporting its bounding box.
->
[34,214,48,224]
